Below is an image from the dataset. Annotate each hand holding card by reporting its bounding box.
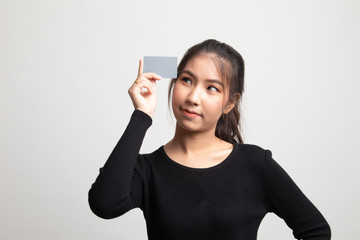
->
[128,59,163,118]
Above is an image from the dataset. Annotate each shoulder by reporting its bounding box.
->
[135,146,163,169]
[238,143,267,152]
[237,144,291,181]
[231,143,274,170]
[236,143,272,159]
[139,146,163,161]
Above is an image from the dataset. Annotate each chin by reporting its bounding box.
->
[176,121,199,132]
[176,119,215,135]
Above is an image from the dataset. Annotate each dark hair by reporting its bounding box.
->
[168,39,245,143]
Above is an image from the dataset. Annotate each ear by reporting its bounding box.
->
[223,93,241,114]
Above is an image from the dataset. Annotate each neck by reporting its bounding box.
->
[169,123,222,154]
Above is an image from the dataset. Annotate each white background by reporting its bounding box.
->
[1,0,359,239]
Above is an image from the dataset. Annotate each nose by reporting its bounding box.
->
[185,86,202,106]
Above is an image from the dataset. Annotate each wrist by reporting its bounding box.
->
[135,108,153,119]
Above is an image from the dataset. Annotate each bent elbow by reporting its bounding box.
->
[323,222,331,239]
[88,189,132,219]
[294,220,332,240]
[314,218,331,239]
[88,199,117,219]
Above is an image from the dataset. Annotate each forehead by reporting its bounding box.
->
[182,54,222,81]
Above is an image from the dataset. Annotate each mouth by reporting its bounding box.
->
[181,108,201,118]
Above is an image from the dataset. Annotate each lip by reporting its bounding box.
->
[181,108,201,118]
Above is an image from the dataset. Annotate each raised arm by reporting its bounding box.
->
[88,60,161,219]
[88,110,152,219]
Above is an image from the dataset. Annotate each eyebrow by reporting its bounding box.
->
[181,70,224,88]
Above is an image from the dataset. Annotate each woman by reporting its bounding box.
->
[88,39,331,239]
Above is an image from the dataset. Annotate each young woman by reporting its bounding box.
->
[88,39,331,239]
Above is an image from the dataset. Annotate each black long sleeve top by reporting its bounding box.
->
[88,110,331,240]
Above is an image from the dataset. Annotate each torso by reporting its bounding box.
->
[143,143,268,240]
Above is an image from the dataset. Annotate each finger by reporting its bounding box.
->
[137,80,154,94]
[138,58,143,76]
[142,72,162,80]
[133,74,149,86]
[133,77,141,85]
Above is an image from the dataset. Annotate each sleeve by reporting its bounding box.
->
[264,150,331,240]
[88,110,152,219]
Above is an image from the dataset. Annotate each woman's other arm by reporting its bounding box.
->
[264,150,331,239]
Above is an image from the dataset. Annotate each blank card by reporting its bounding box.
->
[143,56,178,78]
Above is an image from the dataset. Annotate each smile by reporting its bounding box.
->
[181,108,201,118]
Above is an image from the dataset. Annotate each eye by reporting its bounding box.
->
[208,86,220,92]
[181,77,192,85]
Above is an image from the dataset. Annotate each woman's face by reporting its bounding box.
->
[172,54,234,134]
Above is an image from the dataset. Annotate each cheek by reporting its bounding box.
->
[204,97,226,113]
[171,83,183,107]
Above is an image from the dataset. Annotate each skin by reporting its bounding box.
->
[128,54,236,168]
[128,59,162,118]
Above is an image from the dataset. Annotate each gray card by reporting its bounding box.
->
[143,56,178,78]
